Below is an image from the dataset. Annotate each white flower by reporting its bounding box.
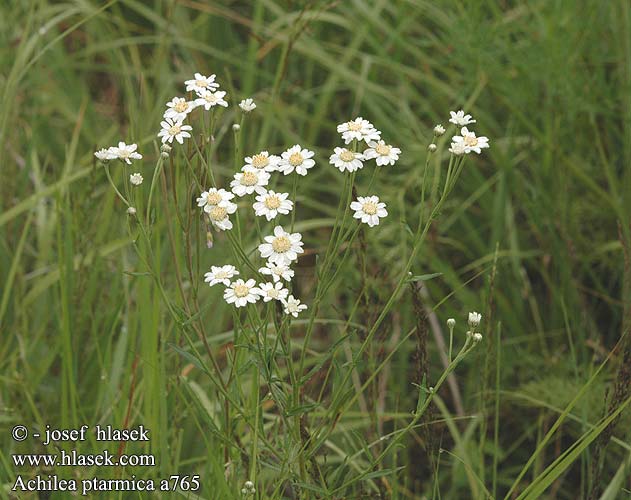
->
[127,206,136,215]
[185,72,219,94]
[206,202,237,231]
[451,127,490,154]
[253,190,293,221]
[204,265,239,287]
[278,145,315,176]
[447,318,456,328]
[259,261,294,283]
[259,282,289,302]
[239,98,256,112]
[129,173,143,186]
[258,225,304,266]
[94,148,116,162]
[350,195,388,227]
[196,188,235,212]
[449,110,476,126]
[329,147,364,173]
[111,142,142,164]
[434,124,446,136]
[448,140,467,156]
[244,151,280,172]
[158,117,192,144]
[232,123,241,131]
[230,167,270,197]
[282,295,307,317]
[164,97,197,121]
[468,311,482,328]
[363,140,401,166]
[473,332,483,343]
[428,144,437,152]
[336,117,381,144]
[195,90,228,110]
[223,279,261,307]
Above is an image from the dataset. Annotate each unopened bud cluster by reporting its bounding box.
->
[241,480,256,496]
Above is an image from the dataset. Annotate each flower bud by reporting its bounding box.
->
[434,124,445,136]
[428,143,437,152]
[126,206,137,215]
[447,318,455,329]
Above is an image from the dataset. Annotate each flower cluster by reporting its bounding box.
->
[157,72,231,145]
[447,110,490,155]
[330,117,399,227]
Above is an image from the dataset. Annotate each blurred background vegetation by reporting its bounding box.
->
[1,0,630,498]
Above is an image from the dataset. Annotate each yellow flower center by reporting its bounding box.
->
[251,154,269,169]
[272,236,291,253]
[264,195,281,209]
[289,152,304,167]
[205,94,218,103]
[464,135,478,147]
[196,79,207,88]
[174,101,188,113]
[233,284,250,297]
[340,150,355,162]
[241,171,258,186]
[348,121,362,131]
[118,149,130,159]
[206,191,222,205]
[208,206,227,221]
[215,271,227,279]
[169,125,181,136]
[362,202,378,215]
[375,143,391,155]
[267,288,279,298]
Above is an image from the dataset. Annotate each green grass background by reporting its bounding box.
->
[1,0,630,498]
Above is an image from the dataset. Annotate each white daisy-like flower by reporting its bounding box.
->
[258,261,294,283]
[363,140,401,166]
[336,117,381,144]
[185,72,219,94]
[111,142,142,164]
[448,141,467,155]
[196,188,235,212]
[223,279,262,308]
[230,167,270,197]
[239,98,256,112]
[206,202,237,231]
[329,147,364,173]
[259,282,289,302]
[449,110,476,126]
[278,145,315,176]
[350,195,388,227]
[253,190,293,221]
[204,265,239,287]
[258,225,304,266]
[158,117,193,144]
[94,148,116,162]
[244,151,280,172]
[129,173,143,186]
[282,295,308,318]
[195,90,228,110]
[164,97,197,121]
[450,127,490,154]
